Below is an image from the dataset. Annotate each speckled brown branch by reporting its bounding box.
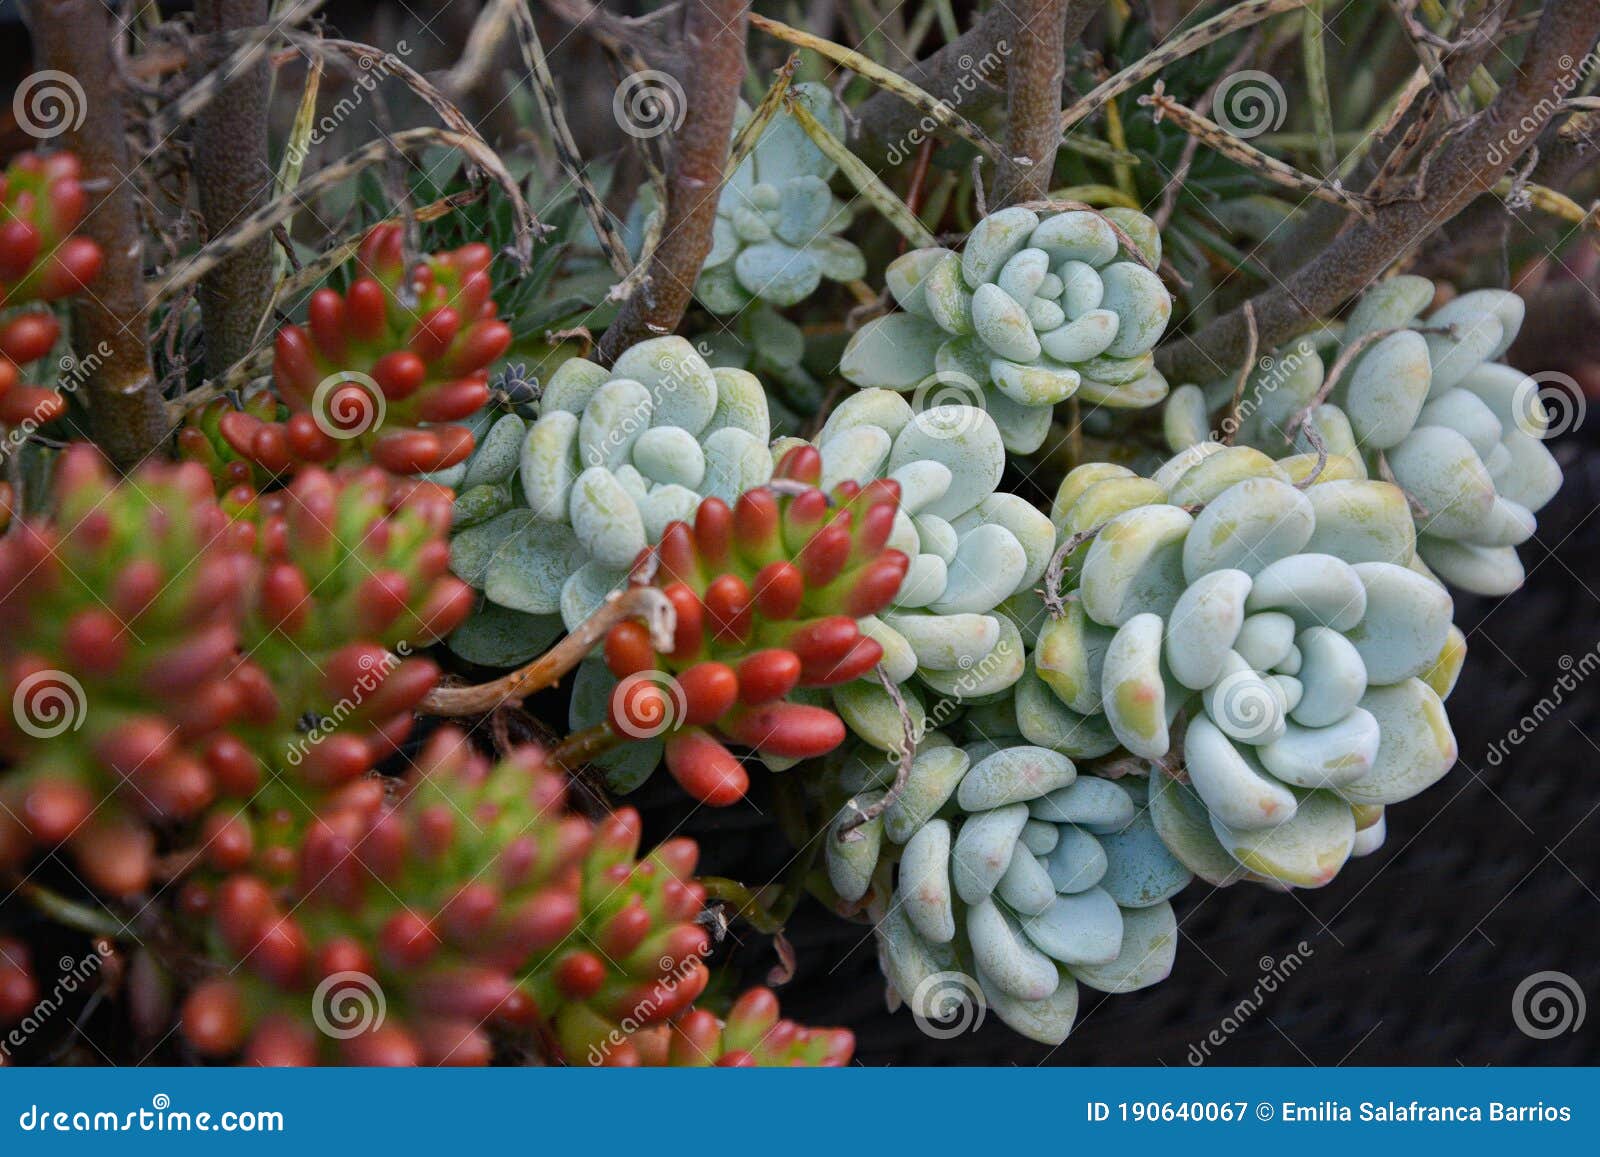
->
[24,0,169,470]
[597,0,749,364]
[991,0,1069,206]
[192,0,274,378]
[1157,0,1600,384]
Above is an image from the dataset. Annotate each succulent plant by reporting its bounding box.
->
[0,151,101,429]
[217,224,510,476]
[218,466,474,798]
[1184,278,1562,596]
[826,737,1186,1046]
[592,446,907,805]
[448,337,776,645]
[178,394,280,488]
[694,83,865,312]
[179,727,715,1066]
[791,390,1051,757]
[840,205,1173,454]
[0,448,250,895]
[1031,447,1463,889]
[624,986,854,1066]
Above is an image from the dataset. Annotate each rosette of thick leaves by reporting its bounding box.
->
[0,151,102,428]
[0,448,251,896]
[595,449,908,805]
[219,224,510,475]
[1186,277,1562,596]
[840,205,1172,453]
[179,728,712,1066]
[1031,448,1465,888]
[619,987,854,1067]
[449,338,775,657]
[828,737,1187,1045]
[787,389,1051,760]
[695,83,864,312]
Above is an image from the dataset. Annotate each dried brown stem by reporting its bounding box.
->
[1221,302,1259,446]
[1158,0,1600,383]
[25,0,169,469]
[192,0,274,378]
[596,0,749,363]
[835,665,915,842]
[420,585,675,716]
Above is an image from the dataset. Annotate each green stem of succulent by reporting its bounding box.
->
[698,877,787,935]
[547,722,625,772]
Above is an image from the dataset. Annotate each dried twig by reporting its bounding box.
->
[835,666,915,842]
[154,128,536,301]
[420,584,675,717]
[1221,302,1259,445]
[1060,0,1313,132]
[1141,83,1374,218]
[1158,0,1600,382]
[1040,521,1108,619]
[509,1,632,279]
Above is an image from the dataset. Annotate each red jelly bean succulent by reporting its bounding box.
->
[218,224,511,476]
[603,447,909,806]
[217,466,475,799]
[624,986,854,1067]
[0,447,250,895]
[179,727,714,1067]
[0,151,102,429]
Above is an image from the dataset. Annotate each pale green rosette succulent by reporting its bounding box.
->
[838,205,1173,455]
[780,389,1056,761]
[1176,277,1563,597]
[825,737,1188,1045]
[694,83,865,313]
[447,336,776,636]
[1026,447,1467,889]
